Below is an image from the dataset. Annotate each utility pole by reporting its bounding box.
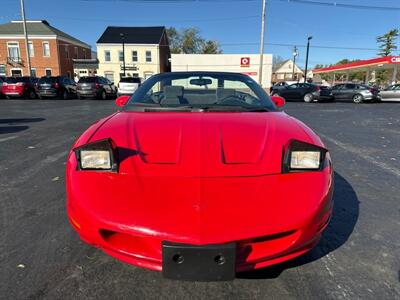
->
[292,46,298,81]
[258,0,267,87]
[120,33,126,77]
[304,36,312,83]
[20,0,31,76]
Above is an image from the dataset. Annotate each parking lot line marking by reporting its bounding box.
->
[0,136,18,143]
[319,133,400,178]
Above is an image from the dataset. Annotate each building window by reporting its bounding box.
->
[104,50,111,62]
[28,42,34,57]
[11,69,22,77]
[30,68,37,77]
[0,65,5,76]
[74,47,78,59]
[43,42,50,57]
[7,42,20,61]
[65,45,69,58]
[104,72,114,83]
[132,51,138,62]
[118,51,124,62]
[144,72,153,80]
[45,69,52,76]
[145,51,152,63]
[83,49,87,59]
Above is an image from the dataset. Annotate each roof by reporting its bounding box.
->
[97,26,165,44]
[0,20,90,48]
[272,60,290,72]
[313,56,400,74]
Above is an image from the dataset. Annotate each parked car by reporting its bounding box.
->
[270,81,288,93]
[331,83,381,103]
[271,82,333,102]
[2,76,38,99]
[0,76,5,98]
[66,71,333,281]
[77,76,117,100]
[378,84,400,102]
[118,77,141,96]
[37,76,77,99]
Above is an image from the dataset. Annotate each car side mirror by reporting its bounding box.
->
[115,95,130,107]
[271,95,285,108]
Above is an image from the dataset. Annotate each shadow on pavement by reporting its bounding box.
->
[238,172,359,279]
[0,118,45,135]
[0,118,45,124]
[0,125,29,134]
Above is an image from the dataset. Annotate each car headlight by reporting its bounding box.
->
[74,138,118,172]
[282,140,328,173]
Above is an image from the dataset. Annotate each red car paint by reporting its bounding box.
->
[66,110,333,273]
[2,77,37,98]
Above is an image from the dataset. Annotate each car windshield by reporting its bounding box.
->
[120,77,141,83]
[39,77,57,84]
[78,77,96,83]
[124,72,277,112]
[5,77,28,83]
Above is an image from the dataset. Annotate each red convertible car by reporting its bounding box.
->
[66,72,333,281]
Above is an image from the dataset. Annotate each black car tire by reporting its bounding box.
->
[100,90,107,100]
[29,90,36,99]
[6,95,11,100]
[304,93,313,103]
[353,94,363,104]
[62,90,69,100]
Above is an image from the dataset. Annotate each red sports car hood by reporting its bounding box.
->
[88,111,323,177]
[70,111,330,244]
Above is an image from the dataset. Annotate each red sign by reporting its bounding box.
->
[240,57,250,67]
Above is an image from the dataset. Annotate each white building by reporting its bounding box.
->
[96,26,170,85]
[171,54,273,89]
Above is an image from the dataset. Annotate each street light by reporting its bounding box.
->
[292,46,298,81]
[304,36,312,83]
[120,33,126,78]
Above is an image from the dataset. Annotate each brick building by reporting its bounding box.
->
[0,20,91,78]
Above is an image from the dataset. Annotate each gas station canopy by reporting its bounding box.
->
[313,56,400,84]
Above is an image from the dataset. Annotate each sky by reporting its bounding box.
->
[1,0,400,68]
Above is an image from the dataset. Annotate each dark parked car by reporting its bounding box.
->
[77,76,117,100]
[0,76,5,98]
[2,76,38,99]
[271,83,333,102]
[331,83,381,103]
[269,81,289,94]
[37,76,77,99]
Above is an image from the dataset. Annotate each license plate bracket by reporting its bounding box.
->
[162,241,236,281]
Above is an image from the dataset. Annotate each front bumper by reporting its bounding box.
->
[67,166,334,280]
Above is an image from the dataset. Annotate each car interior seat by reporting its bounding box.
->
[216,88,236,101]
[161,86,188,105]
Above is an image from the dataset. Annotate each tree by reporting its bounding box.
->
[376,29,399,57]
[166,27,222,54]
[166,27,182,54]
[272,55,285,68]
[201,40,222,54]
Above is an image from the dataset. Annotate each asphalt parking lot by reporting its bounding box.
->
[0,99,399,299]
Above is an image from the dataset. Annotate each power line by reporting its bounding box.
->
[80,0,400,10]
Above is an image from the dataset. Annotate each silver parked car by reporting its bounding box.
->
[379,84,400,102]
[117,77,141,96]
